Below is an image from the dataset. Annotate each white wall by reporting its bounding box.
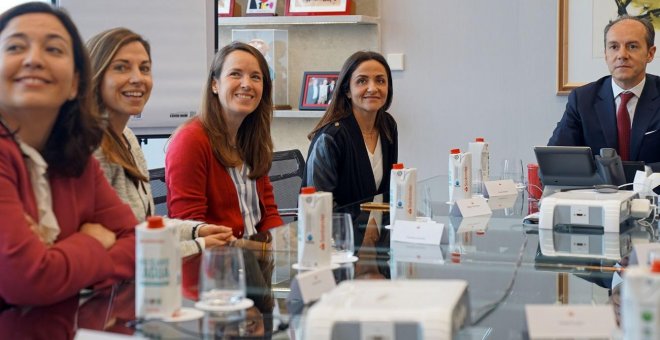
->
[141,1,573,174]
[59,0,215,135]
[381,0,568,180]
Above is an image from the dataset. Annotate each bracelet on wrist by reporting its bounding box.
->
[193,239,203,254]
[192,223,205,239]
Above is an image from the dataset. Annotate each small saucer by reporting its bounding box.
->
[332,255,359,264]
[292,262,340,271]
[194,298,254,312]
[162,307,204,322]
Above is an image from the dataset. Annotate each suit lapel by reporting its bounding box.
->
[631,75,660,160]
[595,79,617,149]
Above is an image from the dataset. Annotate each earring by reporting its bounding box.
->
[212,88,218,94]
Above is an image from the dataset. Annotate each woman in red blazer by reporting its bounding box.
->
[166,42,283,299]
[0,3,136,307]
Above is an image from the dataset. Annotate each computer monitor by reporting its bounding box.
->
[534,146,605,187]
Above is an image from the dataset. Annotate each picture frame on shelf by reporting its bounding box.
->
[285,0,349,16]
[299,72,339,110]
[217,0,235,17]
[246,0,278,16]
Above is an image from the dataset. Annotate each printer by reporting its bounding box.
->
[538,190,638,260]
[304,280,470,340]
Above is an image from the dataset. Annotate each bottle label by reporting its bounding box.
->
[139,258,170,285]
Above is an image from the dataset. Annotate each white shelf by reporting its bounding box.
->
[274,110,323,118]
[218,15,379,26]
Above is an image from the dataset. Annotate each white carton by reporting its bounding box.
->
[297,188,332,269]
[389,163,417,225]
[622,265,660,339]
[468,138,489,193]
[448,149,472,202]
[135,216,181,319]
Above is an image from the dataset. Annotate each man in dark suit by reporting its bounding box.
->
[548,16,660,170]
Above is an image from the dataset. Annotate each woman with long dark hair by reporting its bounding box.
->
[304,51,398,209]
[0,2,135,306]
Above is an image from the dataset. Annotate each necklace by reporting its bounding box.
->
[361,129,377,137]
[362,129,378,144]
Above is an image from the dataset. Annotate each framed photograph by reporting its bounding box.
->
[285,0,349,16]
[246,0,277,16]
[557,0,660,95]
[217,0,235,17]
[299,72,339,110]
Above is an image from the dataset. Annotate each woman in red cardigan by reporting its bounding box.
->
[0,3,136,307]
[166,42,283,299]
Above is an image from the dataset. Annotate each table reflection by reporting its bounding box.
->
[0,295,78,340]
[2,174,657,339]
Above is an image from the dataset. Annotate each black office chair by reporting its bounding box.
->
[269,149,305,223]
[148,167,168,217]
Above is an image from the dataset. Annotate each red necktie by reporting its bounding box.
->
[617,92,634,161]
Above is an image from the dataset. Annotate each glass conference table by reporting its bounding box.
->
[1,175,655,339]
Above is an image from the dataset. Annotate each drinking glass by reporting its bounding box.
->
[423,186,434,219]
[331,213,355,264]
[199,247,246,306]
[501,158,525,189]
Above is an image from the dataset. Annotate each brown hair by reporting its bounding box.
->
[308,51,394,142]
[0,2,102,177]
[87,27,151,183]
[195,41,274,179]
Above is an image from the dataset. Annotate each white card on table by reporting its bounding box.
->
[487,194,517,210]
[525,304,616,339]
[450,196,492,217]
[483,179,518,197]
[391,220,444,245]
[295,268,336,304]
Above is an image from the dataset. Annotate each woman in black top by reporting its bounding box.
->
[303,51,398,211]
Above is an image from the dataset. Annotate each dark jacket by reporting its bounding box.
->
[548,74,660,170]
[303,112,398,211]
